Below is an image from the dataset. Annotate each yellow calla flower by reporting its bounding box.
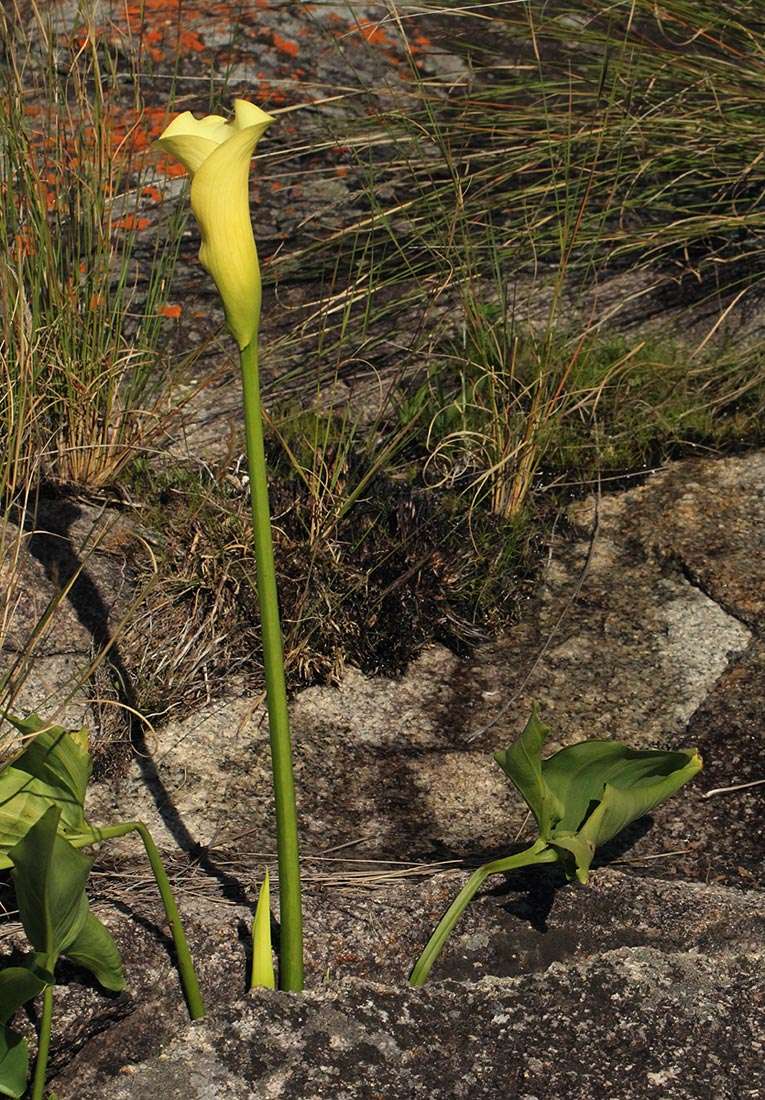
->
[157,99,275,349]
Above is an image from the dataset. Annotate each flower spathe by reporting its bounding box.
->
[157,99,275,349]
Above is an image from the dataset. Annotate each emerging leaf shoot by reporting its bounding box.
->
[250,869,276,991]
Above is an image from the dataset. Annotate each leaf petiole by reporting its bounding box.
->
[29,984,52,1100]
[73,822,204,1020]
[409,839,557,987]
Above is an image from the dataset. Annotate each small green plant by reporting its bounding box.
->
[410,707,702,986]
[0,714,204,1096]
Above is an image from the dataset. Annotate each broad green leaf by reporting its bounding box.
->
[0,717,92,865]
[3,715,90,810]
[0,772,68,862]
[541,740,700,836]
[495,709,702,883]
[545,743,702,881]
[493,706,563,837]
[0,968,47,1024]
[65,912,125,993]
[0,1026,27,1099]
[8,807,90,959]
[250,869,275,990]
[413,708,702,986]
[577,755,702,852]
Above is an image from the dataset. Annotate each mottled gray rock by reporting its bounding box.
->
[0,501,138,752]
[10,864,762,1097]
[88,453,759,884]
[54,942,765,1099]
[645,637,765,889]
[0,501,134,658]
[618,449,765,630]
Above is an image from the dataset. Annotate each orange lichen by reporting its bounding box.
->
[14,230,35,258]
[38,185,57,212]
[156,156,188,178]
[159,303,182,318]
[355,21,393,47]
[179,30,205,52]
[254,74,288,107]
[109,105,172,162]
[142,185,163,203]
[273,32,299,58]
[142,27,164,60]
[112,214,151,231]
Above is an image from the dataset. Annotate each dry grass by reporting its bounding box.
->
[1,0,764,734]
[0,3,198,490]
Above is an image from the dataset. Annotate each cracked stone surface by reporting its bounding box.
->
[4,401,765,1100]
[63,953,765,1100]
[8,866,759,1098]
[0,500,137,745]
[7,454,764,1098]
[88,451,760,890]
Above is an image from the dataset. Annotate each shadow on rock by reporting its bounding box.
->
[25,494,252,910]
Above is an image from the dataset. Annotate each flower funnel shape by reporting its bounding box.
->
[157,99,275,349]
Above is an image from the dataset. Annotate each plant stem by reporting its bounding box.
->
[409,840,557,987]
[239,339,304,993]
[89,821,205,1019]
[30,983,53,1100]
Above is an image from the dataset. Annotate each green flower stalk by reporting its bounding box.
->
[157,99,304,991]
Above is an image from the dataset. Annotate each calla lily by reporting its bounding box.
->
[156,99,304,991]
[157,99,274,349]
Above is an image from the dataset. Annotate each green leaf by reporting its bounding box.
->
[413,708,702,986]
[250,869,275,990]
[65,913,125,993]
[28,956,55,987]
[543,831,596,883]
[0,772,79,866]
[8,807,90,959]
[1,715,90,808]
[544,742,702,881]
[0,1025,28,1098]
[0,717,92,867]
[576,755,702,850]
[0,968,47,1025]
[495,708,703,882]
[493,706,564,838]
[542,740,700,835]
